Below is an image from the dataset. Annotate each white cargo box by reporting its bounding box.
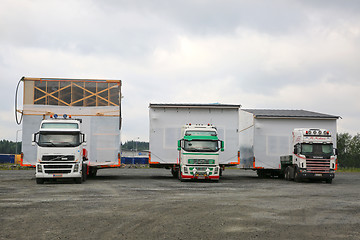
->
[149,103,241,166]
[239,109,339,170]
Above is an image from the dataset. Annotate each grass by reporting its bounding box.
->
[0,163,33,170]
[337,167,360,173]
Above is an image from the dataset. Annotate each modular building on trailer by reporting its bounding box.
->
[16,77,122,177]
[239,109,340,177]
[149,103,241,178]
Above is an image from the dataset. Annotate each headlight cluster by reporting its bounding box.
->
[37,165,42,173]
[74,163,79,172]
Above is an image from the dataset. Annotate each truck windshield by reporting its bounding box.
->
[301,143,333,156]
[184,140,219,152]
[185,131,217,136]
[38,132,80,147]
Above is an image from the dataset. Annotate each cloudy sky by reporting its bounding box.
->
[1,0,360,142]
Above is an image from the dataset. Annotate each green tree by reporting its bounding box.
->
[337,133,360,168]
[0,140,22,154]
[121,141,149,151]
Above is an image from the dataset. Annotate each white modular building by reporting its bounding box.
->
[239,109,340,173]
[149,103,241,167]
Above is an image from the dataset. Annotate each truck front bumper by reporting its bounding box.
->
[181,166,220,180]
[35,163,82,179]
[298,171,335,180]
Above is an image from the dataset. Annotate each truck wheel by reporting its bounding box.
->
[36,178,44,184]
[294,169,301,183]
[171,168,178,178]
[325,178,333,184]
[82,164,87,182]
[75,178,82,184]
[284,167,290,181]
[178,169,184,182]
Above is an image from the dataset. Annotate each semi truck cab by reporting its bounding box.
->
[32,114,87,184]
[281,128,337,183]
[177,124,224,181]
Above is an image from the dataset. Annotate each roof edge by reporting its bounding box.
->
[149,103,241,109]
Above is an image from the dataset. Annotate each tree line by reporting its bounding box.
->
[0,140,22,154]
[337,133,360,168]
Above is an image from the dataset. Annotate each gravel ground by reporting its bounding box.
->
[0,168,359,240]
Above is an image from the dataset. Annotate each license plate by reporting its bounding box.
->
[315,174,322,177]
[53,174,63,178]
[197,176,205,179]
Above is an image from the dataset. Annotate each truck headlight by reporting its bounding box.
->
[74,164,79,172]
[37,165,42,173]
[214,167,218,174]
[184,167,188,174]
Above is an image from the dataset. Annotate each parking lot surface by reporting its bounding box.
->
[0,168,359,240]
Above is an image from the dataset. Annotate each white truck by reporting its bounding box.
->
[17,77,122,178]
[280,128,337,183]
[239,109,340,181]
[149,103,241,179]
[177,124,224,181]
[32,114,88,184]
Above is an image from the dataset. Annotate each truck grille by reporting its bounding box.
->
[306,159,330,173]
[44,165,73,169]
[44,170,72,174]
[42,155,75,161]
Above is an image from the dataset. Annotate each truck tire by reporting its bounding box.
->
[36,178,44,184]
[178,168,185,182]
[171,168,178,178]
[325,178,333,184]
[75,177,82,184]
[294,169,301,183]
[82,164,87,182]
[284,167,291,181]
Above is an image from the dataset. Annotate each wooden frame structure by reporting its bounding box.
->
[23,77,121,107]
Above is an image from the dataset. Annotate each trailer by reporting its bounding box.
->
[149,103,241,178]
[16,77,122,178]
[239,109,339,178]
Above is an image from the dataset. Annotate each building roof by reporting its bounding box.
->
[242,109,340,119]
[149,103,241,109]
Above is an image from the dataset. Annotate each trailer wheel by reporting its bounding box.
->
[88,167,97,178]
[36,178,44,184]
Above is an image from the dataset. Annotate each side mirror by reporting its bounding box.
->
[31,133,37,146]
[82,133,87,145]
[294,147,298,154]
[177,140,181,151]
[334,148,338,155]
[220,141,224,152]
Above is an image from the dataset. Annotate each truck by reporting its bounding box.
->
[32,114,88,184]
[149,103,241,180]
[280,128,337,183]
[177,124,224,181]
[239,109,340,181]
[16,77,122,179]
